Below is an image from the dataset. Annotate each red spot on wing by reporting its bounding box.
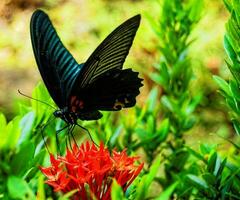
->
[70,96,77,105]
[70,96,84,111]
[79,101,84,109]
[72,106,77,112]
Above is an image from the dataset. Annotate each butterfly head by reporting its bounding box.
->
[53,108,77,124]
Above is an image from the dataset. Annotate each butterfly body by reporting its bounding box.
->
[30,10,142,123]
[53,108,102,124]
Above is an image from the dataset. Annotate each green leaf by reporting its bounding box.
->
[37,175,45,200]
[59,189,78,200]
[227,61,240,85]
[207,152,217,173]
[213,75,232,97]
[31,82,53,125]
[161,96,174,112]
[135,127,148,141]
[187,174,208,190]
[109,125,123,148]
[232,119,240,135]
[10,142,35,176]
[18,111,35,146]
[111,180,126,200]
[154,182,178,200]
[7,176,35,200]
[25,149,46,180]
[0,113,7,148]
[226,97,240,114]
[171,150,189,171]
[188,0,203,22]
[135,157,161,200]
[160,62,170,84]
[150,72,162,85]
[186,146,206,163]
[147,115,155,133]
[229,80,240,101]
[216,158,227,177]
[227,18,240,52]
[185,94,202,115]
[157,118,170,142]
[200,143,216,155]
[145,12,162,38]
[182,116,196,131]
[223,0,232,12]
[146,87,159,113]
[224,35,237,64]
[5,116,21,150]
[233,0,240,24]
[151,62,170,90]
[202,173,216,186]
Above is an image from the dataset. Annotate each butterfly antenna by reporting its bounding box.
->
[76,124,99,147]
[18,89,56,110]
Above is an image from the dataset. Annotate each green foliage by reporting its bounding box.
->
[0,83,57,199]
[149,0,203,135]
[154,182,178,200]
[1,0,240,199]
[214,0,240,135]
[134,157,161,200]
[7,176,35,200]
[187,152,240,199]
[111,180,126,200]
[145,0,204,197]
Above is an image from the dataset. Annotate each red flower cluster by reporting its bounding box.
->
[40,141,143,200]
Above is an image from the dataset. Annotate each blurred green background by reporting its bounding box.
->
[0,0,234,145]
[2,0,240,199]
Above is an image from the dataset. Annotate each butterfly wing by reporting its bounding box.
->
[30,9,82,108]
[69,14,142,114]
[73,14,141,89]
[70,69,143,113]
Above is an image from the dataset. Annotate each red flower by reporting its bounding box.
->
[39,141,143,200]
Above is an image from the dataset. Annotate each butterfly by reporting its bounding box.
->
[30,9,143,126]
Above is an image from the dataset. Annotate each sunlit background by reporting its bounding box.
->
[2,0,240,199]
[0,0,231,140]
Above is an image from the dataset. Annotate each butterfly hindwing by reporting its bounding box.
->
[69,69,143,113]
[30,9,82,108]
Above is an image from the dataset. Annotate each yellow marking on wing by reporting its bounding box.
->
[113,100,125,110]
[124,98,130,104]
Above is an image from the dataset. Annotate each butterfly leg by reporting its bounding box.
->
[66,125,72,150]
[40,123,50,154]
[75,123,99,147]
[39,115,56,154]
[66,124,76,150]
[56,124,69,154]
[69,124,78,149]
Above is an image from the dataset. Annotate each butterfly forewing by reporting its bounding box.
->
[30,10,82,108]
[73,14,141,89]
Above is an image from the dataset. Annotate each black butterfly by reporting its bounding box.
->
[30,9,142,126]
